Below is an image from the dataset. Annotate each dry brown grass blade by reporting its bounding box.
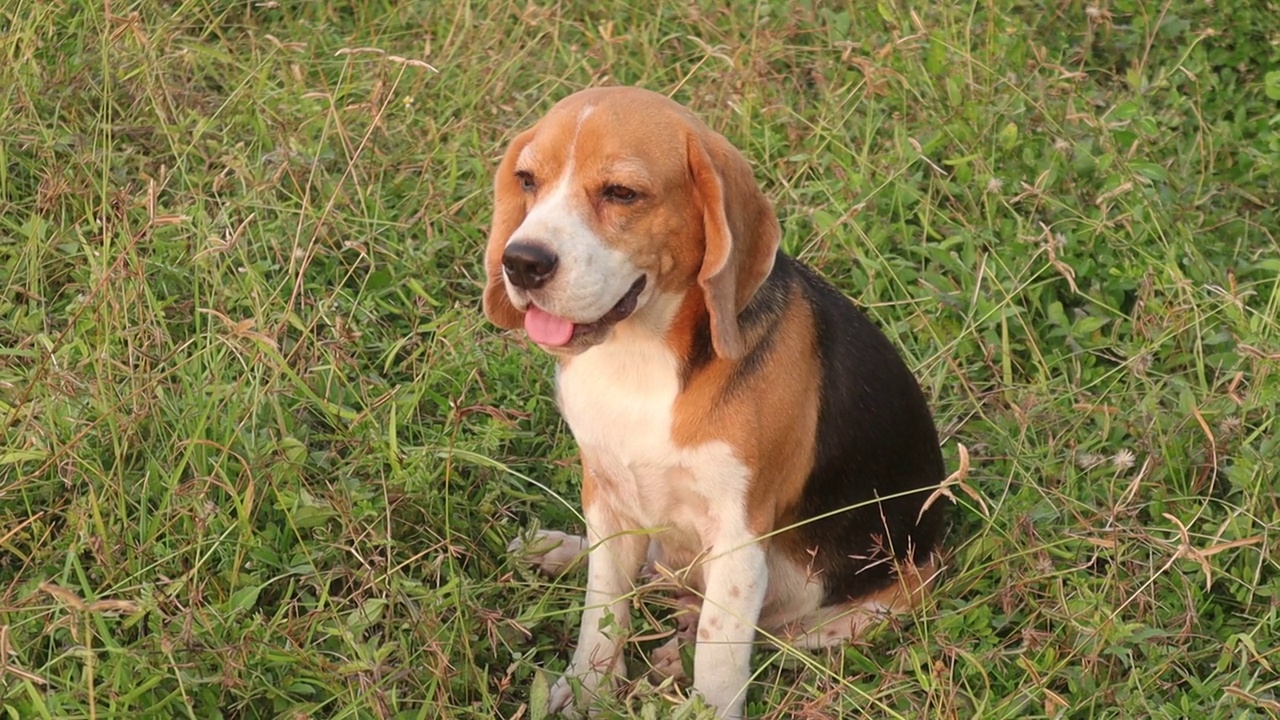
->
[918,444,987,522]
[1161,514,1263,591]
[0,625,47,686]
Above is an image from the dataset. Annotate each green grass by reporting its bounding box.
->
[2,0,1278,717]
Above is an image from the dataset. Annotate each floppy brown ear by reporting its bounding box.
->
[688,130,781,360]
[482,127,537,330]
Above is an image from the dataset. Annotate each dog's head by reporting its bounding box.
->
[482,87,780,358]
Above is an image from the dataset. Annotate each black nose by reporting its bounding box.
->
[502,242,558,290]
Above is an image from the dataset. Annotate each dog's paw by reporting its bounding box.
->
[546,653,627,717]
[547,674,580,717]
[647,636,689,682]
[647,599,698,683]
[508,529,588,576]
[671,593,702,633]
[544,673,598,718]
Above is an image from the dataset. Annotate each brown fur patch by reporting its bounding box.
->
[669,279,820,538]
[579,451,600,512]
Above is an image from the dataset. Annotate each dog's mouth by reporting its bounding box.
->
[524,275,647,348]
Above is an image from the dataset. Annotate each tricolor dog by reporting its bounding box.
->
[483,87,944,718]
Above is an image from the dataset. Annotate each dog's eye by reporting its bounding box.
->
[602,184,639,203]
[515,171,536,193]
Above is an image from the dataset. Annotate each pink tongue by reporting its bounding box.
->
[524,306,575,346]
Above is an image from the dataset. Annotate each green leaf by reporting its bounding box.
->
[0,450,47,464]
[1265,71,1280,101]
[346,598,388,633]
[1073,316,1109,336]
[997,122,1019,149]
[1131,161,1168,182]
[1112,100,1141,120]
[229,585,261,613]
[530,671,550,720]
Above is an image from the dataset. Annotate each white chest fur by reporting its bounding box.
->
[555,326,749,543]
[557,326,680,466]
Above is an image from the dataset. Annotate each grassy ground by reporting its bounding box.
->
[2,0,1278,718]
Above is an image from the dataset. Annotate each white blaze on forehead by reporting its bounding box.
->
[516,143,538,168]
[514,103,594,187]
[568,105,594,165]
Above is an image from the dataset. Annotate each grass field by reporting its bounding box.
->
[2,1,1279,718]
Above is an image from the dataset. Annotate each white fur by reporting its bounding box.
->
[541,312,768,719]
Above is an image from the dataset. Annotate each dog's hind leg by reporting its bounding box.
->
[647,592,701,682]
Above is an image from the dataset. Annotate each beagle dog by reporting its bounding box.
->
[484,87,944,718]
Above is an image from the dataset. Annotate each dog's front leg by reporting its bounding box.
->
[692,538,768,719]
[548,498,646,716]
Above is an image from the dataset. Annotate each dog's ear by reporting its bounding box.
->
[688,130,781,360]
[482,127,537,330]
